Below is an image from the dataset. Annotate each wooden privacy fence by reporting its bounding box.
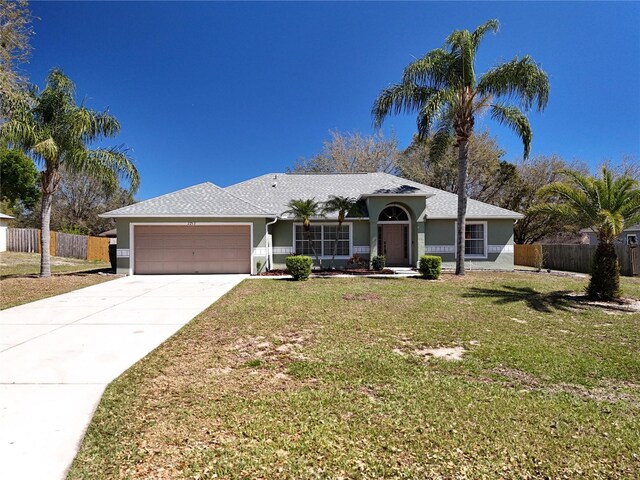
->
[514,244,543,269]
[514,244,640,276]
[6,228,110,262]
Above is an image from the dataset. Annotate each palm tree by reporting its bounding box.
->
[534,167,640,300]
[322,195,360,269]
[372,19,549,275]
[283,198,324,269]
[1,69,139,277]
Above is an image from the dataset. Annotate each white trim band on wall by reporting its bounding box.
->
[353,246,370,254]
[425,245,455,254]
[253,247,267,256]
[425,244,514,255]
[116,249,130,258]
[273,246,294,255]
[488,244,514,254]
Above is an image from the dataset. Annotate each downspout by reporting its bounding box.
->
[264,217,279,272]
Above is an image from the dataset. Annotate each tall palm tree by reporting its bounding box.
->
[283,198,324,269]
[322,195,360,269]
[534,167,640,300]
[1,69,139,277]
[372,19,549,275]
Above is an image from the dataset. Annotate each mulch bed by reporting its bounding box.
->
[258,268,398,276]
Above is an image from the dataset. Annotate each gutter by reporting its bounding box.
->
[264,217,279,272]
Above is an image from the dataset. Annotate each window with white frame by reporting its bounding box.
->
[628,234,638,245]
[295,224,350,257]
[323,225,350,256]
[295,225,321,255]
[465,222,486,256]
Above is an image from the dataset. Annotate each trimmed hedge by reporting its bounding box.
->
[371,255,386,271]
[418,255,442,279]
[286,255,313,281]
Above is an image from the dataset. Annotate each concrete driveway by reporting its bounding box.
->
[0,274,247,480]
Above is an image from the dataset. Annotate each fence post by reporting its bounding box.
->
[50,231,56,257]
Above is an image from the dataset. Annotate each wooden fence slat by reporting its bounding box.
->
[515,243,639,276]
[514,244,542,268]
[6,228,110,263]
[87,236,110,262]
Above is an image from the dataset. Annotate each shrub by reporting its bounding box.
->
[418,255,442,279]
[345,253,369,269]
[371,255,386,271]
[286,255,313,281]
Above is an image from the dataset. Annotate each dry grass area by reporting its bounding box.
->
[69,272,640,479]
[0,252,115,309]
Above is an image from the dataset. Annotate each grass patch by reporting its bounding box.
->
[69,272,640,479]
[0,252,115,309]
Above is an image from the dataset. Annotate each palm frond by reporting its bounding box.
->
[446,29,475,87]
[490,103,532,159]
[415,87,457,138]
[401,49,458,89]
[372,82,439,128]
[32,137,58,163]
[0,118,38,149]
[282,198,324,227]
[322,195,360,222]
[478,56,549,111]
[86,146,139,193]
[471,19,499,51]
[428,120,454,162]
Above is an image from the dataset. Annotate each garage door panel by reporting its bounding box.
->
[134,225,251,274]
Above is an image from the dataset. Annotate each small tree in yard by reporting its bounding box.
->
[372,19,549,275]
[534,167,640,300]
[322,195,360,269]
[0,69,139,277]
[283,199,324,269]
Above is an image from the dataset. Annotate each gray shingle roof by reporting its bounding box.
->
[101,182,274,217]
[102,173,524,220]
[225,172,523,219]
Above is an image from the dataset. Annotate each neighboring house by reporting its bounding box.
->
[101,172,523,275]
[98,228,118,245]
[0,213,14,252]
[581,225,640,246]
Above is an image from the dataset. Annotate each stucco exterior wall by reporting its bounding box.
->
[113,213,516,273]
[115,217,268,274]
[270,219,370,269]
[424,218,515,270]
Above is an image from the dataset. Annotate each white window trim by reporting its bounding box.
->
[628,234,638,245]
[454,221,488,259]
[292,222,353,259]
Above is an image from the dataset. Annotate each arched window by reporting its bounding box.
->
[378,205,409,222]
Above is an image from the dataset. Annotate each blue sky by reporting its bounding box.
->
[26,1,640,199]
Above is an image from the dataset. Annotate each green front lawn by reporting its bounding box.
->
[69,273,640,479]
[0,252,115,309]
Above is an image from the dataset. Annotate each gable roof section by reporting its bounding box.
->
[225,172,523,220]
[224,172,436,218]
[101,182,274,217]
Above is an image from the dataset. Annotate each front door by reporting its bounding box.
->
[381,224,409,266]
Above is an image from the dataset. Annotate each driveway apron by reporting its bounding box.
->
[0,274,246,480]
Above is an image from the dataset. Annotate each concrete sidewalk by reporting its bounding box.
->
[0,274,246,480]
